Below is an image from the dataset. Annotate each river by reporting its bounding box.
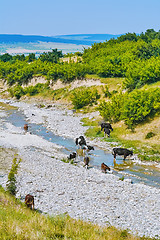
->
[0,99,160,189]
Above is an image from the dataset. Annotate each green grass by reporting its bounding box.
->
[85,74,124,91]
[0,185,157,240]
[61,158,74,164]
[81,117,100,127]
[141,81,160,90]
[0,102,17,110]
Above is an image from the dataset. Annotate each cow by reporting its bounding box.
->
[82,145,94,151]
[86,145,94,151]
[67,152,77,160]
[101,162,111,173]
[24,124,28,131]
[112,148,133,160]
[25,194,34,210]
[104,127,110,137]
[101,122,113,132]
[84,156,90,169]
[75,136,86,149]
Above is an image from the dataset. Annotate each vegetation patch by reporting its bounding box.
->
[81,117,100,127]
[145,132,156,139]
[70,87,100,109]
[61,158,74,164]
[0,102,17,110]
[98,88,160,130]
[6,157,21,195]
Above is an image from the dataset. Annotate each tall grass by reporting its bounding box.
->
[0,186,156,240]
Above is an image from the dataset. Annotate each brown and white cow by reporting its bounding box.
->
[84,156,90,169]
[25,194,34,210]
[101,162,111,173]
[24,124,28,131]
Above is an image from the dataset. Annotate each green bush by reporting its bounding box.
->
[98,88,160,129]
[6,158,21,195]
[71,87,100,109]
[123,89,160,129]
[98,92,125,122]
[103,86,112,98]
[8,85,25,99]
[25,83,49,96]
[39,49,63,63]
[145,132,156,139]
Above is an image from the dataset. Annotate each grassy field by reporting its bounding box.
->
[0,186,156,240]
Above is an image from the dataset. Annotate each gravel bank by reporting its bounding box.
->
[0,99,160,238]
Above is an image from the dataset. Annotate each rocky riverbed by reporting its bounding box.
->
[0,99,160,238]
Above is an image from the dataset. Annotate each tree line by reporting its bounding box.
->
[1,29,160,89]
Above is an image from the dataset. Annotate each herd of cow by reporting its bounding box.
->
[67,122,133,172]
[23,122,133,210]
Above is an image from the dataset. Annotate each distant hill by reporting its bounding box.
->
[0,34,121,45]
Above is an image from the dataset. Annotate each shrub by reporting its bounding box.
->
[103,86,112,98]
[145,132,156,139]
[71,87,100,109]
[99,88,160,129]
[6,158,21,195]
[8,85,25,99]
[24,83,49,96]
[98,93,125,122]
[123,89,160,129]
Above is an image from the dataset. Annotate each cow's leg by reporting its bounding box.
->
[113,158,117,168]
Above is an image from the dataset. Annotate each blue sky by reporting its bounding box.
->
[1,0,160,36]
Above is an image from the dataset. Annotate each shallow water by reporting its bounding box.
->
[2,108,160,188]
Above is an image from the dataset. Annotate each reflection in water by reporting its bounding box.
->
[2,108,160,188]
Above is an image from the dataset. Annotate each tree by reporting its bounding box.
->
[26,53,36,62]
[13,54,25,61]
[0,53,12,62]
[39,49,63,63]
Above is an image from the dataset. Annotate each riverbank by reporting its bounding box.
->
[0,98,160,238]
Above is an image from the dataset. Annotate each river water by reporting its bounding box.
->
[1,105,160,189]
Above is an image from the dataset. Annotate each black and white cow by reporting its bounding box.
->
[67,152,77,160]
[101,122,113,132]
[82,145,94,151]
[75,136,87,148]
[103,128,110,137]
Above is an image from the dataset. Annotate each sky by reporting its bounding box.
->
[1,0,160,36]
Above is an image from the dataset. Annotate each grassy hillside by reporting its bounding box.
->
[0,186,156,240]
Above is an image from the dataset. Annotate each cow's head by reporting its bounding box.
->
[130,151,133,156]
